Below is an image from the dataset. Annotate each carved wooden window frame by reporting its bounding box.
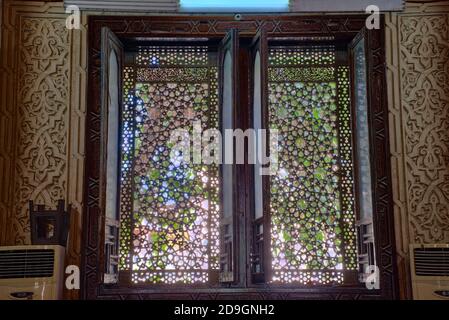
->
[82,14,398,300]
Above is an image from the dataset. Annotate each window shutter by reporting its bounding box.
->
[218,29,239,283]
[249,30,270,283]
[349,29,376,285]
[101,27,124,284]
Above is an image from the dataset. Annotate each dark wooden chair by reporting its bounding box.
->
[29,199,69,246]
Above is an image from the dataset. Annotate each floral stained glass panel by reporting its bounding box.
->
[119,46,220,284]
[268,46,357,284]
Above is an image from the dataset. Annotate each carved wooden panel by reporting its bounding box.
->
[0,0,14,246]
[64,11,88,300]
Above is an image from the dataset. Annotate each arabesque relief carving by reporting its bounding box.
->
[400,13,449,243]
[387,2,449,299]
[11,17,69,244]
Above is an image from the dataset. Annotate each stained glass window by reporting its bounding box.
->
[117,42,362,287]
[119,46,220,284]
[267,45,357,284]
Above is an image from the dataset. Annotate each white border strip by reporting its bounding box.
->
[290,0,404,12]
[64,0,179,11]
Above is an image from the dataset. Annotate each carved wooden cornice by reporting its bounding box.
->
[62,0,404,13]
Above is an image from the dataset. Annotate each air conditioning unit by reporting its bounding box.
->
[410,244,449,300]
[0,245,65,300]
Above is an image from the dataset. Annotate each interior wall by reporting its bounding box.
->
[0,0,448,299]
[0,0,86,299]
[386,0,449,299]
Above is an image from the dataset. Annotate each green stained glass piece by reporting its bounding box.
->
[150,169,160,180]
[282,230,292,241]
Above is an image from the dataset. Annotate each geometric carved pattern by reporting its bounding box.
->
[64,11,87,301]
[268,46,357,285]
[8,1,444,300]
[400,13,449,243]
[12,17,69,245]
[84,15,397,300]
[7,3,441,300]
[0,1,71,248]
[1,0,446,300]
[0,1,81,299]
[120,47,220,284]
[386,3,449,299]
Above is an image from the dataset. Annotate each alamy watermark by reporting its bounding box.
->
[361,265,380,290]
[366,5,380,30]
[169,121,279,176]
[65,5,80,30]
[65,265,80,290]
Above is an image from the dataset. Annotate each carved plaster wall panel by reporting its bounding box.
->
[12,16,69,244]
[386,1,449,299]
[0,0,87,299]
[401,12,449,243]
